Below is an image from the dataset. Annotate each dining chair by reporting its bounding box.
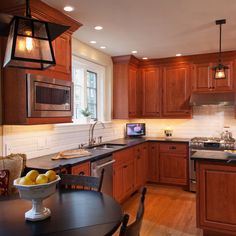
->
[59,168,105,192]
[119,187,147,236]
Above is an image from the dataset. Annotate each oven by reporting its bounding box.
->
[27,74,73,117]
[189,137,235,192]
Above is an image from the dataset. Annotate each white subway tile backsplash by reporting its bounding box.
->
[3,106,236,159]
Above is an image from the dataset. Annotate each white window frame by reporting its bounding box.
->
[72,56,105,123]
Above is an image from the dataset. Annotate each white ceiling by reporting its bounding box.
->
[43,0,236,59]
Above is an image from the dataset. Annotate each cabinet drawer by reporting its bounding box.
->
[113,147,135,166]
[159,143,188,154]
[71,162,91,176]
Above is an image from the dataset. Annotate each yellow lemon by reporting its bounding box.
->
[36,174,48,184]
[26,170,39,182]
[45,170,57,182]
[19,176,35,185]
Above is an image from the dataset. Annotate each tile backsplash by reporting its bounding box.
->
[132,105,236,138]
[2,106,236,159]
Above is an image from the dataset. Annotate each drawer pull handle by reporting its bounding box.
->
[123,165,128,168]
[169,146,176,150]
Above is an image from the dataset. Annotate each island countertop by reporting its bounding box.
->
[191,150,236,164]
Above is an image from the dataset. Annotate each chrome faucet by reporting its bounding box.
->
[88,120,105,147]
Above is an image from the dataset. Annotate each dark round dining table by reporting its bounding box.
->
[0,190,123,236]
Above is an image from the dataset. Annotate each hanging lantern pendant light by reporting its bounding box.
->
[2,0,69,70]
[213,19,228,80]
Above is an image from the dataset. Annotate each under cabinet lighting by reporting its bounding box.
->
[132,50,138,54]
[94,26,103,30]
[142,57,148,60]
[176,53,182,57]
[64,6,74,12]
[100,46,106,49]
[90,41,97,44]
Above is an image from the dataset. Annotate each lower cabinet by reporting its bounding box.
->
[113,147,135,202]
[159,143,188,186]
[147,142,159,182]
[135,143,148,189]
[197,161,236,235]
[71,162,91,176]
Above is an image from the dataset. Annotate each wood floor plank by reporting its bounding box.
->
[116,184,203,236]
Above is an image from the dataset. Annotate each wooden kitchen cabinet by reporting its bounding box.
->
[134,143,148,189]
[197,161,236,235]
[141,67,161,117]
[159,142,188,186]
[147,142,159,183]
[192,61,234,92]
[51,33,71,79]
[113,147,135,202]
[162,64,191,118]
[112,55,140,119]
[71,162,91,176]
[0,0,81,125]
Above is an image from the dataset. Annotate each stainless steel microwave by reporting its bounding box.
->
[27,74,73,117]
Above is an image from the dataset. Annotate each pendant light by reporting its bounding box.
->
[0,0,69,70]
[212,19,228,80]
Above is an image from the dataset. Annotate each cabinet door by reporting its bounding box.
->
[113,164,124,202]
[141,68,161,117]
[162,65,191,117]
[192,63,213,91]
[128,66,137,117]
[53,33,71,77]
[123,159,135,196]
[147,143,159,182]
[159,153,187,185]
[197,162,236,233]
[213,61,234,91]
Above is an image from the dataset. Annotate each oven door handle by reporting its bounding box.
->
[95,160,116,170]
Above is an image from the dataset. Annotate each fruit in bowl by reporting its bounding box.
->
[14,170,60,221]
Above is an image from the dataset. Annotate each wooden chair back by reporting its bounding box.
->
[60,168,104,192]
[119,187,147,236]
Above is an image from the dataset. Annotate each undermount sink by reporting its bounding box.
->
[88,143,125,150]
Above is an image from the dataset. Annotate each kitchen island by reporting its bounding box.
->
[192,151,236,236]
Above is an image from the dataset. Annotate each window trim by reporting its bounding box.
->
[72,55,105,123]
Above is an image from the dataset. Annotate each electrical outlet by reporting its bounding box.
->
[5,144,12,155]
[37,138,47,150]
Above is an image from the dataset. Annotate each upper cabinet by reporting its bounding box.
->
[112,55,140,119]
[141,67,161,117]
[51,33,71,79]
[0,0,82,125]
[192,61,234,92]
[162,64,192,118]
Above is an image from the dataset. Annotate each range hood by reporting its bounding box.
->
[189,92,235,106]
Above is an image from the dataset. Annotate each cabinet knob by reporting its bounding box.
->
[123,165,128,168]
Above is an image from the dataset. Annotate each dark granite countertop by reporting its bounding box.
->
[191,150,236,164]
[26,137,190,171]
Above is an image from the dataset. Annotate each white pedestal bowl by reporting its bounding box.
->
[14,175,61,221]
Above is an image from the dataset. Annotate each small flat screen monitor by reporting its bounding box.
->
[126,123,146,137]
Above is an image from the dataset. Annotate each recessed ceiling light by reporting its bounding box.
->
[90,41,96,44]
[100,46,106,49]
[176,53,182,57]
[132,50,138,54]
[63,6,74,12]
[142,57,148,60]
[94,26,103,30]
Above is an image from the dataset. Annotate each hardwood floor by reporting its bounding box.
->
[118,184,203,236]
